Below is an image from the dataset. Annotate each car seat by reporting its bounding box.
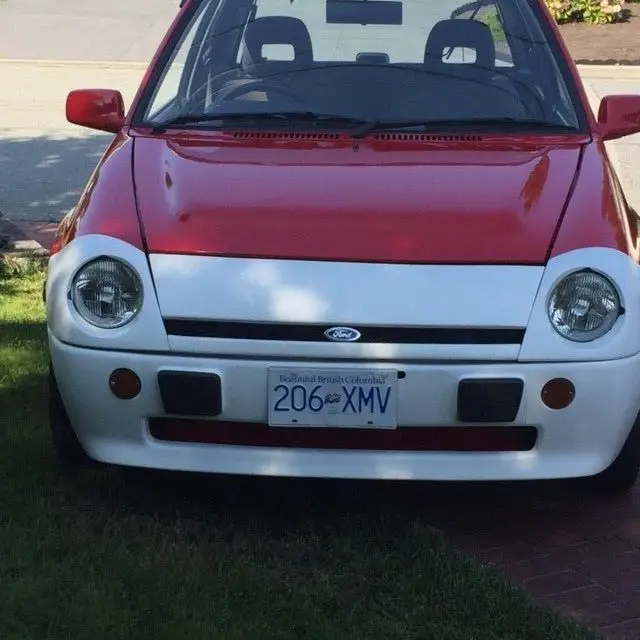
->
[423,18,524,119]
[241,16,313,77]
[424,18,495,73]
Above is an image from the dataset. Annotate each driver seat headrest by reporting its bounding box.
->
[424,19,496,71]
[242,16,313,72]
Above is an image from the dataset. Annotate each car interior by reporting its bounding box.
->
[205,16,534,121]
[147,0,574,127]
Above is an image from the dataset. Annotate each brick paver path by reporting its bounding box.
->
[422,481,640,639]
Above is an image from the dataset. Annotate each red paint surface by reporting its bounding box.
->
[54,125,633,267]
[131,131,589,265]
[550,139,631,258]
[50,133,144,255]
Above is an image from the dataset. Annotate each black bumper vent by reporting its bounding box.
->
[158,371,222,417]
[457,379,524,423]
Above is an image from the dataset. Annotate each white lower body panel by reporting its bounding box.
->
[49,331,640,481]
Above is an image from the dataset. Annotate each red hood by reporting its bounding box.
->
[132,132,585,264]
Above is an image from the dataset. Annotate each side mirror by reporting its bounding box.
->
[66,89,125,134]
[597,95,640,142]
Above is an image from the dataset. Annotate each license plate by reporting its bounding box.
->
[267,368,398,428]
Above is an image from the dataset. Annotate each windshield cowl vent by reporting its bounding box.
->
[373,133,484,142]
[231,131,341,140]
[229,131,484,143]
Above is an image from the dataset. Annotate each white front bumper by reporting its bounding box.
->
[49,331,640,481]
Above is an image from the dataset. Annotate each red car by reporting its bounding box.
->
[47,0,640,491]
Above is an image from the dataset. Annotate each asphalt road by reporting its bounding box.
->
[0,0,179,63]
[0,0,472,64]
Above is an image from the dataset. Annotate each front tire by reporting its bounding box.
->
[49,363,97,469]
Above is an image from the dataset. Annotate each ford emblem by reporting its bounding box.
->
[324,326,362,342]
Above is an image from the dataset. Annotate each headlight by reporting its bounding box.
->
[548,270,621,342]
[71,257,143,329]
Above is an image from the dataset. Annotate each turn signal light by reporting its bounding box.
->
[541,378,575,410]
[109,368,142,400]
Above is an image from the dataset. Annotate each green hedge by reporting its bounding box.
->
[545,0,626,24]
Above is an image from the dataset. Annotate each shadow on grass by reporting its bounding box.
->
[0,319,47,343]
[109,465,622,552]
[0,312,48,420]
[0,278,22,297]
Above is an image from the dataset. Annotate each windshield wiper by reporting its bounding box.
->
[350,117,579,138]
[151,111,372,134]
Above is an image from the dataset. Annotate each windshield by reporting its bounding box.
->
[136,0,584,133]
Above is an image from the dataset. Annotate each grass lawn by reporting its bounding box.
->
[0,269,597,640]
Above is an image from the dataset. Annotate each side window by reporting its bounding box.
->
[479,6,513,66]
[147,6,209,119]
[449,2,514,67]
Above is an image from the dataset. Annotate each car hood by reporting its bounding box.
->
[132,134,584,264]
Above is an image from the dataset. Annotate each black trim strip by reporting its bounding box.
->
[163,319,525,345]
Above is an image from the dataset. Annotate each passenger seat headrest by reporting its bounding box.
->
[242,16,313,69]
[425,19,496,70]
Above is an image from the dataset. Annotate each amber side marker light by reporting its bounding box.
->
[109,368,142,400]
[541,378,575,410]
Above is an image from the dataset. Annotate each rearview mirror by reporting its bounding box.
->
[597,94,640,142]
[326,0,403,25]
[66,89,125,134]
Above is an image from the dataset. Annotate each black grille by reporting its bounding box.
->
[163,319,525,345]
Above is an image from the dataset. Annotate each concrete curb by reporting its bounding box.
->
[0,58,150,70]
[577,64,640,79]
[0,59,638,74]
